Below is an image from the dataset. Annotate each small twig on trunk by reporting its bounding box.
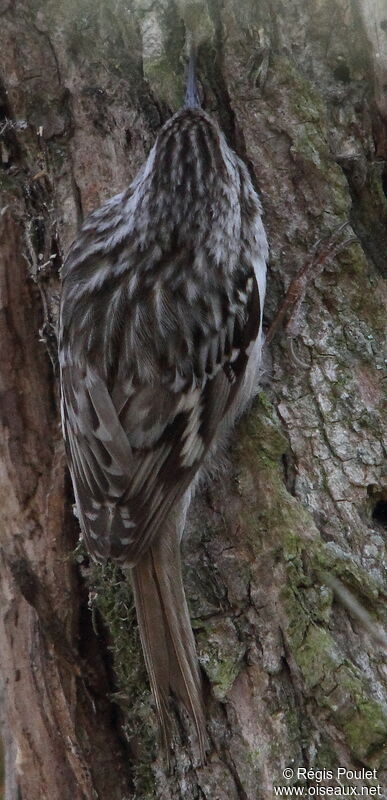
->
[265,222,358,347]
[320,571,387,650]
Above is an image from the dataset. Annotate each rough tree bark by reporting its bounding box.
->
[0,1,386,798]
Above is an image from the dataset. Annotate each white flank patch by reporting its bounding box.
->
[246,338,256,357]
[85,511,99,522]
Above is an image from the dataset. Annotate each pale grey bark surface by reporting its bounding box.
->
[0,1,386,798]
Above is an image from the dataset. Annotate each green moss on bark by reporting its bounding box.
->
[88,563,157,798]
[197,618,245,699]
[231,394,387,767]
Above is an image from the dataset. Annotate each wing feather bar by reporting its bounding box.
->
[85,368,134,468]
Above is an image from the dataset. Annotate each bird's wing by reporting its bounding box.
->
[61,267,261,564]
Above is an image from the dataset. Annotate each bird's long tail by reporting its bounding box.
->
[131,521,207,762]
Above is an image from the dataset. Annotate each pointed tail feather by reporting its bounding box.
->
[130,525,207,762]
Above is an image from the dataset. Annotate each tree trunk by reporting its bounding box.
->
[0,1,386,798]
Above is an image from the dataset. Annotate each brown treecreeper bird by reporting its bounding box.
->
[59,47,268,761]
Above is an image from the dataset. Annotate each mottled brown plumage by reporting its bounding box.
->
[59,56,268,760]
